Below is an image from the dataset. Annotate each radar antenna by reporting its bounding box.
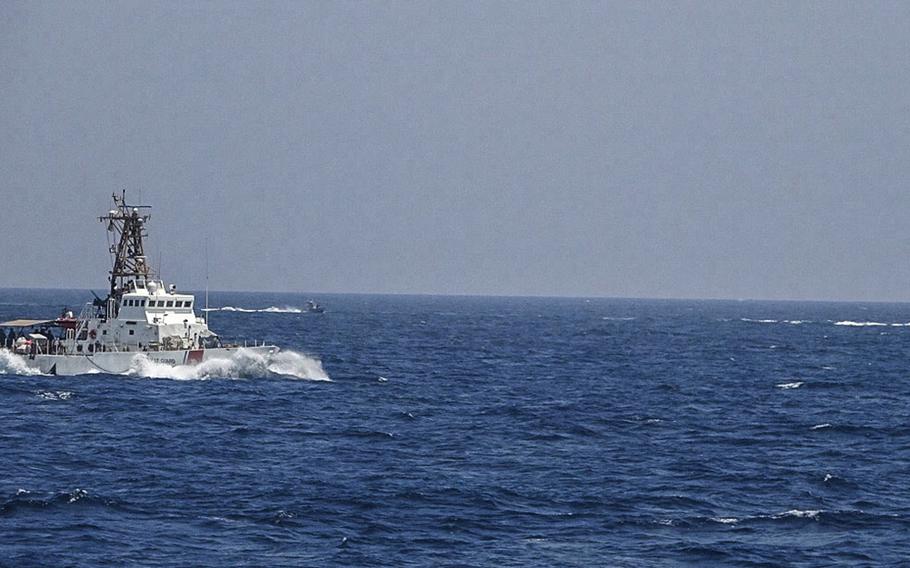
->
[99,189,153,300]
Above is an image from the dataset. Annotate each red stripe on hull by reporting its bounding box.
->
[186,350,204,365]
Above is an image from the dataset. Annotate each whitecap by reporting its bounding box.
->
[774,509,822,520]
[37,391,74,400]
[67,488,88,503]
[776,381,804,389]
[741,318,778,323]
[711,517,739,524]
[834,320,910,327]
[810,423,831,430]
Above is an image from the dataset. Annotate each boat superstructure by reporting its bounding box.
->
[1,191,277,375]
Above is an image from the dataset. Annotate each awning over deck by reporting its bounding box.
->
[0,319,54,328]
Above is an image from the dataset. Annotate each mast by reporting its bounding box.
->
[99,190,153,300]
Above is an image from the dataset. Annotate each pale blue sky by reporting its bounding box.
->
[2,1,909,300]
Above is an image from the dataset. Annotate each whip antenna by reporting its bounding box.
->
[204,239,210,325]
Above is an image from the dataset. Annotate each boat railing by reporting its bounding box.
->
[216,338,271,349]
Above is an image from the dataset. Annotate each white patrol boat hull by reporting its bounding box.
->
[1,193,316,379]
[24,345,279,376]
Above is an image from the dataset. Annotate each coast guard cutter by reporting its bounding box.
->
[1,191,277,375]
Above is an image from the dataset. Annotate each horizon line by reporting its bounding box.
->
[0,285,908,305]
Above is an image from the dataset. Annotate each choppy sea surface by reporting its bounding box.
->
[1,288,909,566]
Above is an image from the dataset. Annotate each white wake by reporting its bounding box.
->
[0,349,43,376]
[127,348,330,381]
[203,306,304,314]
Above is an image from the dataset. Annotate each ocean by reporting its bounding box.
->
[1,289,909,566]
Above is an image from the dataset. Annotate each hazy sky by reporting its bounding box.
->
[2,1,910,300]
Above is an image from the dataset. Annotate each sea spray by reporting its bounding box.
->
[126,348,329,381]
[265,350,329,380]
[0,349,43,376]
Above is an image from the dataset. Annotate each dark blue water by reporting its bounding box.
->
[2,289,909,566]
